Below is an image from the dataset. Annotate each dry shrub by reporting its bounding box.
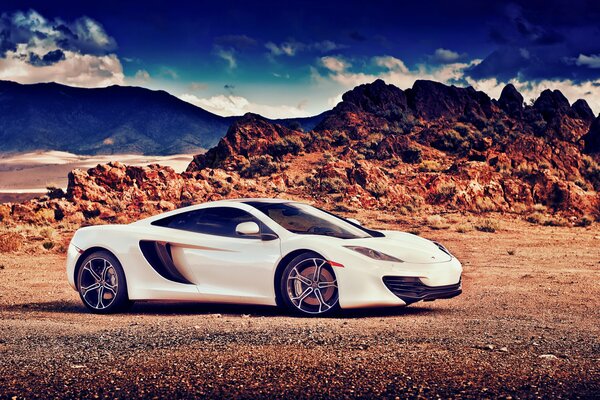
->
[419,160,445,172]
[526,212,545,225]
[0,205,11,222]
[475,219,498,233]
[455,223,473,233]
[426,214,450,230]
[0,232,24,252]
[32,208,56,224]
[575,215,593,227]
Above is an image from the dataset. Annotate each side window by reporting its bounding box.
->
[153,207,260,238]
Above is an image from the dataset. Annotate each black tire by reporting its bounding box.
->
[77,251,131,314]
[280,252,340,316]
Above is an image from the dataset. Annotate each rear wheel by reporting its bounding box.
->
[77,251,131,314]
[280,252,339,316]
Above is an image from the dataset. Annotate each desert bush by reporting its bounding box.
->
[269,136,304,160]
[474,219,498,233]
[543,216,569,227]
[331,130,350,146]
[526,212,546,225]
[0,232,24,252]
[429,182,457,203]
[419,160,445,172]
[455,223,473,233]
[0,205,10,222]
[40,227,57,241]
[320,177,348,194]
[425,214,450,230]
[575,215,593,227]
[581,156,600,191]
[532,203,547,212]
[240,155,282,178]
[507,249,516,256]
[42,241,55,250]
[367,180,389,199]
[32,208,56,224]
[401,147,422,164]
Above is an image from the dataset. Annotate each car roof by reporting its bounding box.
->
[215,198,295,204]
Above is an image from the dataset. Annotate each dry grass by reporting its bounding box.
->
[474,219,498,233]
[455,223,474,233]
[425,214,450,230]
[0,232,24,252]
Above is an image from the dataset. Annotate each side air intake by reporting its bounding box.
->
[139,241,194,285]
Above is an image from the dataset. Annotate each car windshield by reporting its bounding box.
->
[245,202,372,239]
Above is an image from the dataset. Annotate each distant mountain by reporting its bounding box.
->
[0,81,330,155]
[0,81,239,155]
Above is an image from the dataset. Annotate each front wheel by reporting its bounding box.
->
[77,251,131,314]
[280,252,340,316]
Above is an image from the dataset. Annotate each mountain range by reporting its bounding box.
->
[0,81,326,155]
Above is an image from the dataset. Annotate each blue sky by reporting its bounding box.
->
[1,0,600,117]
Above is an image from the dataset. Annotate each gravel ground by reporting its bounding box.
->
[0,219,599,399]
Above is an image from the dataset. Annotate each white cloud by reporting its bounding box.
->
[265,41,300,56]
[179,93,310,119]
[575,54,600,68]
[133,69,150,81]
[0,48,124,87]
[431,48,464,63]
[317,54,477,91]
[321,56,350,73]
[266,40,345,58]
[216,48,237,69]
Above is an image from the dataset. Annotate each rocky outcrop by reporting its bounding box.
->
[582,116,600,153]
[498,84,524,116]
[188,113,304,171]
[2,79,599,225]
[571,99,595,123]
[406,80,494,121]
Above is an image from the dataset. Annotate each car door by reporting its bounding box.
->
[164,206,281,305]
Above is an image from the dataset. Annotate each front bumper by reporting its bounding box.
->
[335,256,463,309]
[382,276,462,304]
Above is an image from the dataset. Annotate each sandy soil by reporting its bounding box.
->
[0,218,599,399]
[0,151,194,201]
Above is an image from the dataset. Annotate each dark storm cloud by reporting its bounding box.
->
[0,9,116,62]
[468,1,600,82]
[28,48,65,66]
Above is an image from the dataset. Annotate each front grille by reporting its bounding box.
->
[382,276,462,304]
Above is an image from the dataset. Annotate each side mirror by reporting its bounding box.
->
[236,221,260,236]
[347,218,361,226]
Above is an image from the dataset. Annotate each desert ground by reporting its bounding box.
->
[0,215,599,399]
[0,151,194,202]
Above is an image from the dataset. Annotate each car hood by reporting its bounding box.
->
[346,231,452,264]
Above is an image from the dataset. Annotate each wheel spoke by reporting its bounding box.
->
[318,280,337,289]
[104,284,117,295]
[82,282,100,296]
[312,259,326,281]
[288,268,311,285]
[291,286,314,305]
[96,286,105,309]
[83,263,101,281]
[101,260,111,281]
[314,288,331,313]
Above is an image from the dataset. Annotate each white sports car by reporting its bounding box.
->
[66,199,462,316]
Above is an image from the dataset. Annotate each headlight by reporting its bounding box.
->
[345,246,404,262]
[434,241,452,257]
